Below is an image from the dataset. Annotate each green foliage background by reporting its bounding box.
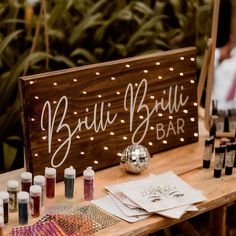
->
[0,0,212,172]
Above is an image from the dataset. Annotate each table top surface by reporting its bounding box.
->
[2,122,236,236]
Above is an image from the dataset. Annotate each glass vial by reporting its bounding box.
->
[0,192,8,224]
[64,166,76,199]
[214,146,225,178]
[225,143,236,175]
[0,216,4,236]
[29,185,41,217]
[45,167,56,199]
[17,191,29,225]
[20,172,32,193]
[34,175,45,207]
[203,137,214,168]
[7,180,19,213]
[83,166,94,201]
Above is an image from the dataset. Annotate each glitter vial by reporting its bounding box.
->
[45,167,56,199]
[83,167,94,201]
[17,191,29,225]
[0,216,3,236]
[64,166,76,199]
[0,192,9,224]
[21,172,32,193]
[7,180,19,213]
[34,175,45,207]
[29,185,41,217]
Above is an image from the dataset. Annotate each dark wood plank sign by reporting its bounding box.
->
[19,47,198,181]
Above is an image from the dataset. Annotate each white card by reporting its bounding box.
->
[92,195,150,223]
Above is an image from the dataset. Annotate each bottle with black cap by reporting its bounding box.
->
[225,143,236,175]
[214,146,225,178]
[203,137,214,168]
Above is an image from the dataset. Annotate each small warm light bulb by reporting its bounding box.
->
[125,64,130,68]
[158,113,163,117]
[190,57,195,61]
[156,62,160,65]
[110,132,114,135]
[111,77,116,81]
[53,101,57,104]
[123,136,127,140]
[180,138,184,142]
[179,72,184,76]
[90,137,94,141]
[86,108,89,112]
[150,95,155,99]
[194,133,198,137]
[193,102,198,106]
[83,91,87,95]
[53,82,58,86]
[183,109,188,114]
[163,140,167,144]
[29,81,34,85]
[31,118,35,121]
[73,79,77,82]
[169,67,174,71]
[121,119,125,123]
[180,56,185,60]
[148,142,153,146]
[143,70,148,73]
[98,94,102,98]
[42,136,47,140]
[58,138,62,142]
[34,153,38,157]
[135,83,138,87]
[158,76,163,80]
[34,96,39,100]
[94,160,99,164]
[104,146,108,150]
[95,72,100,75]
[116,91,120,95]
[74,111,78,115]
[76,135,80,139]
[169,116,173,120]
[150,126,155,130]
[139,115,144,119]
[117,153,122,157]
[190,118,195,122]
[190,80,195,84]
[80,152,85,155]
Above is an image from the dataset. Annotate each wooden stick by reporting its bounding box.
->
[177,221,201,236]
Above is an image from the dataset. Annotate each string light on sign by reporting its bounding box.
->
[194,133,198,137]
[179,72,184,76]
[90,137,94,141]
[190,57,195,62]
[158,113,163,117]
[135,83,138,87]
[42,136,47,140]
[104,146,108,151]
[76,135,80,139]
[58,138,62,142]
[110,132,114,135]
[163,140,167,144]
[190,118,195,122]
[73,111,78,115]
[148,142,153,146]
[29,81,34,85]
[82,91,87,95]
[80,152,85,155]
[125,64,130,68]
[111,77,116,81]
[155,62,160,65]
[86,108,89,112]
[34,153,38,157]
[143,70,148,73]
[73,79,77,82]
[116,91,120,95]
[139,115,144,120]
[95,72,100,76]
[190,80,195,84]
[150,126,155,130]
[31,118,35,122]
[169,67,174,71]
[150,95,155,99]
[123,136,127,140]
[98,94,102,98]
[120,119,125,123]
[34,96,39,100]
[193,102,198,106]
[180,138,184,142]
[53,101,57,104]
[180,56,185,60]
[183,109,188,114]
[117,153,122,157]
[53,82,58,86]
[158,76,162,80]
[169,116,173,120]
[94,160,99,164]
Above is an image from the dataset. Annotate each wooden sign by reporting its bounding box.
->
[19,47,198,181]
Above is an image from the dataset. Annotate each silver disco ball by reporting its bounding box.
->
[120,144,150,174]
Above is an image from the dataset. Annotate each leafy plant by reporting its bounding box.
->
[0,0,212,172]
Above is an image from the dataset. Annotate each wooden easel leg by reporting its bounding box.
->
[209,206,227,236]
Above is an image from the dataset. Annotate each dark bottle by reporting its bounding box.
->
[223,110,230,133]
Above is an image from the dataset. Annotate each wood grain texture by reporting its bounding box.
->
[19,47,198,181]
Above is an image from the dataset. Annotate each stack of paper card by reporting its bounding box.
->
[92,171,206,222]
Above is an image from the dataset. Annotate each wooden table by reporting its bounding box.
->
[1,122,235,235]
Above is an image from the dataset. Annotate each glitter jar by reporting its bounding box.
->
[64,166,76,199]
[45,167,56,199]
[20,172,32,193]
[30,185,41,217]
[34,175,45,207]
[7,180,19,213]
[17,191,29,225]
[0,192,9,224]
[83,167,94,201]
